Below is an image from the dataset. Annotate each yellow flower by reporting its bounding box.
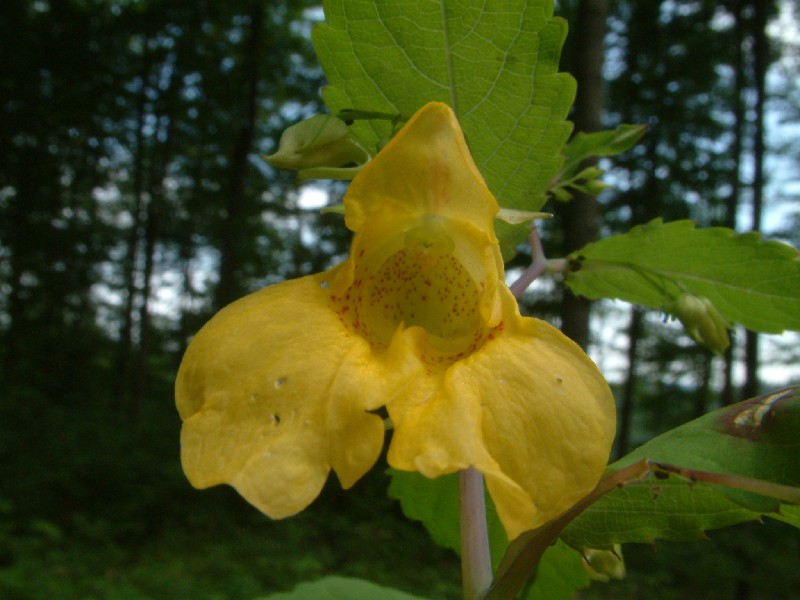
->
[176,102,616,540]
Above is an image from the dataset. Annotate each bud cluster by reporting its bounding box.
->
[266,114,369,180]
[665,293,731,354]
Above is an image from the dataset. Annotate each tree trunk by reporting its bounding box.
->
[721,0,747,405]
[130,109,175,416]
[615,306,642,459]
[130,194,157,417]
[115,48,149,404]
[742,0,768,400]
[559,0,609,349]
[214,3,264,311]
[694,353,713,418]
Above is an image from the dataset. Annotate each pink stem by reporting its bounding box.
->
[460,467,493,599]
[508,224,547,298]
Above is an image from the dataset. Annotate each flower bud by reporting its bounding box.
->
[583,178,610,195]
[666,293,731,354]
[582,545,625,582]
[266,114,369,179]
[574,165,604,181]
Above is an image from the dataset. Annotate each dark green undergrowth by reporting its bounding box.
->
[0,473,461,600]
[0,376,460,600]
[1,380,797,600]
[580,519,800,600]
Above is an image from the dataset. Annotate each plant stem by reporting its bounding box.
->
[545,258,569,274]
[460,467,493,600]
[508,223,549,297]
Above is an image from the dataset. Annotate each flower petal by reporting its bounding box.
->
[384,327,484,474]
[387,289,616,539]
[176,269,386,518]
[343,102,498,237]
[470,292,615,538]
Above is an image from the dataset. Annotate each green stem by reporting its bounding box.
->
[460,467,492,600]
[545,258,569,274]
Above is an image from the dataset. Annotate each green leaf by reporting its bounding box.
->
[548,124,645,202]
[387,470,507,564]
[313,0,576,255]
[387,470,460,553]
[560,474,757,549]
[257,576,430,600]
[388,471,589,600]
[565,219,800,333]
[773,504,800,528]
[523,540,590,600]
[561,124,646,175]
[561,386,800,549]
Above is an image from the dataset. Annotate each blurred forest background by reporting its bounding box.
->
[1,0,798,598]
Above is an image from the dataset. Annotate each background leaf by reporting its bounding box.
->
[257,575,430,600]
[313,0,575,254]
[560,123,646,179]
[561,386,800,549]
[387,471,507,563]
[565,219,800,333]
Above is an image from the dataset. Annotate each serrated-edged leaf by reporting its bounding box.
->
[566,219,800,333]
[312,0,576,255]
[561,387,800,549]
[257,576,430,600]
[560,476,758,549]
[616,386,800,511]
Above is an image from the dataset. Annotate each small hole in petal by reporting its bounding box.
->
[320,281,330,289]
[271,413,281,425]
[274,377,287,388]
